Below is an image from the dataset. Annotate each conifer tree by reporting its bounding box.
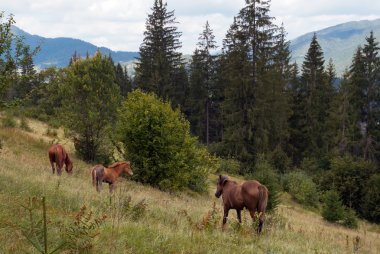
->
[188,21,218,145]
[221,0,289,168]
[135,0,184,105]
[299,33,333,159]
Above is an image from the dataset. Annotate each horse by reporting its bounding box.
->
[214,175,269,233]
[48,144,73,175]
[91,161,133,193]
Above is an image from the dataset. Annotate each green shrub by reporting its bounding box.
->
[249,155,281,211]
[361,174,380,223]
[268,145,291,173]
[217,157,241,175]
[283,170,319,207]
[324,156,375,216]
[2,114,17,128]
[342,208,358,229]
[116,89,214,193]
[322,190,345,223]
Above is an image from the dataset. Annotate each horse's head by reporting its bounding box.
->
[215,175,228,198]
[122,161,133,176]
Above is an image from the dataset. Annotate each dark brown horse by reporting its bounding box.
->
[91,161,133,193]
[215,175,269,233]
[48,144,73,175]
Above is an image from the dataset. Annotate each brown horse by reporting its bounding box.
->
[215,175,269,233]
[48,144,73,175]
[91,161,133,193]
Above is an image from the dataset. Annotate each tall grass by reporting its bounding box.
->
[0,118,379,253]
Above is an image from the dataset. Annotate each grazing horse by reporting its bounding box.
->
[91,161,133,193]
[215,175,269,233]
[48,144,73,175]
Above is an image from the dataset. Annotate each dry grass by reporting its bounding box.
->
[0,116,379,253]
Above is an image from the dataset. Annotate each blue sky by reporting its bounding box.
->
[2,0,380,53]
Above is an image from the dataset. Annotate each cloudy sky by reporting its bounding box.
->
[2,0,380,53]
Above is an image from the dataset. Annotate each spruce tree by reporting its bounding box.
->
[188,21,218,145]
[361,31,380,162]
[299,33,332,159]
[135,0,184,105]
[221,0,289,169]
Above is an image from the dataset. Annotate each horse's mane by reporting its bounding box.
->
[108,161,129,168]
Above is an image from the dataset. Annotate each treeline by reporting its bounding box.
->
[1,1,379,223]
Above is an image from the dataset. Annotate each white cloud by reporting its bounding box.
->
[2,0,380,53]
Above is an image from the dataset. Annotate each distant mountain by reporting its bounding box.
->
[290,19,380,76]
[12,26,139,69]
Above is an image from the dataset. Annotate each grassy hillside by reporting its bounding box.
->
[0,116,379,253]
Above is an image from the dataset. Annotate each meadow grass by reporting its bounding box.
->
[0,116,379,253]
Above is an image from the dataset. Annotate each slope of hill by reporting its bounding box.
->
[0,116,379,253]
[12,26,139,69]
[290,19,380,76]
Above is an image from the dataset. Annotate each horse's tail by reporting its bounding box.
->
[257,185,268,213]
[257,184,268,233]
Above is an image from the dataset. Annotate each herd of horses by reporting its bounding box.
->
[48,143,269,233]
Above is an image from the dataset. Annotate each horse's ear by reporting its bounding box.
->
[221,176,228,186]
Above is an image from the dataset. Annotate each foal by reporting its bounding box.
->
[48,144,73,175]
[91,161,133,193]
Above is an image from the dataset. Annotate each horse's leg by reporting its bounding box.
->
[109,183,115,194]
[223,206,230,226]
[50,161,55,174]
[236,209,242,223]
[258,213,265,234]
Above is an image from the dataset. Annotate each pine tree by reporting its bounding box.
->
[188,21,218,145]
[135,0,184,105]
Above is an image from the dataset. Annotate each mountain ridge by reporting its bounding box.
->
[12,18,380,75]
[11,25,139,69]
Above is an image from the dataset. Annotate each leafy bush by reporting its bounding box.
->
[268,145,291,173]
[61,52,121,162]
[323,156,375,216]
[2,114,17,128]
[217,157,241,175]
[361,174,380,223]
[322,190,345,223]
[342,207,358,229]
[283,170,319,207]
[249,155,281,211]
[116,90,214,193]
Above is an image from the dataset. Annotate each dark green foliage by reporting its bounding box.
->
[361,174,380,223]
[116,90,214,193]
[325,156,375,213]
[249,155,281,212]
[342,207,358,229]
[283,170,319,207]
[322,190,345,223]
[221,1,291,168]
[115,63,132,97]
[135,0,185,105]
[217,158,241,175]
[188,21,220,145]
[61,52,121,162]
